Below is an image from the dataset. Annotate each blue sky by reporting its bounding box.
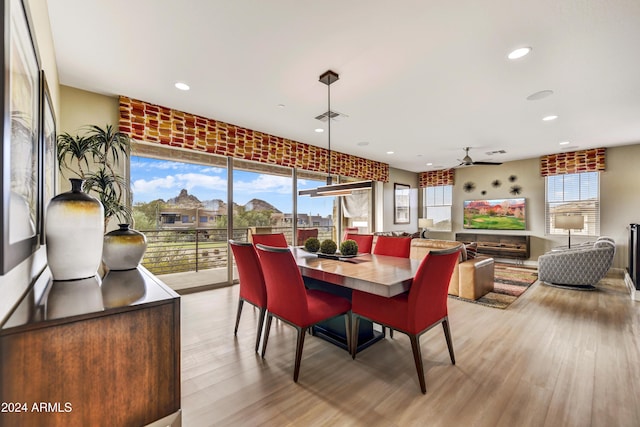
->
[130,156,334,216]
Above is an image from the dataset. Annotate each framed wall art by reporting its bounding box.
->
[1,0,42,274]
[40,70,56,244]
[394,183,410,224]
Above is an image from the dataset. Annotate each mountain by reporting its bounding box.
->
[244,198,281,213]
[166,190,280,213]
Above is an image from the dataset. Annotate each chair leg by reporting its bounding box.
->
[409,334,427,394]
[442,319,456,365]
[293,326,307,382]
[234,299,244,335]
[261,314,273,358]
[351,315,360,359]
[390,328,394,339]
[255,307,266,353]
[344,312,352,355]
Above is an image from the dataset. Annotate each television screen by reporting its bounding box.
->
[463,198,526,230]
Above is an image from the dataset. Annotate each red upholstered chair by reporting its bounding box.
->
[373,235,412,258]
[251,233,288,248]
[296,228,318,246]
[351,245,462,393]
[255,244,352,382]
[229,240,267,353]
[345,233,374,254]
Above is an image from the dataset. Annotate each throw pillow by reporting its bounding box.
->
[465,242,478,259]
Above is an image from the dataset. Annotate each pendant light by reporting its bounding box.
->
[298,70,373,197]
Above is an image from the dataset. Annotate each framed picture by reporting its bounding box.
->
[1,0,41,274]
[394,183,410,224]
[40,70,56,244]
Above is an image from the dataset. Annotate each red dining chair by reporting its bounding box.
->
[251,232,288,248]
[373,235,412,258]
[351,245,462,393]
[255,244,352,382]
[229,240,267,353]
[296,228,318,246]
[345,233,374,254]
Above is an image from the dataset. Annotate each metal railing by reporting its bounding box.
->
[139,226,335,276]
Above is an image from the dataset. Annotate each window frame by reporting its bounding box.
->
[423,184,453,232]
[545,171,600,237]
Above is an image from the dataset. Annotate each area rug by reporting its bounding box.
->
[450,262,538,309]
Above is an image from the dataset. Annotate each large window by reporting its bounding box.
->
[423,185,452,231]
[546,171,600,236]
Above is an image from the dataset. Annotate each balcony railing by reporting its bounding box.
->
[139,226,335,276]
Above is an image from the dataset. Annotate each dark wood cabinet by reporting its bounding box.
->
[0,267,180,427]
[456,232,530,260]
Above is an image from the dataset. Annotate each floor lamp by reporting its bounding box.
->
[555,215,584,248]
[418,218,434,239]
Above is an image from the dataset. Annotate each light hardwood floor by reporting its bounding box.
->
[180,273,640,427]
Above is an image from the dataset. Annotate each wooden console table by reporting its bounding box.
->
[0,267,181,427]
[456,232,530,260]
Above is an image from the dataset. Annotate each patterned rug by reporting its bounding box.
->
[450,262,538,309]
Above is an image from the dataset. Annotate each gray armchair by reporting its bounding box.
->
[538,238,615,289]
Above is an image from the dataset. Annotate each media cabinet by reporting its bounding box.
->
[456,232,530,260]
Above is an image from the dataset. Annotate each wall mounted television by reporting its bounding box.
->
[463,198,526,230]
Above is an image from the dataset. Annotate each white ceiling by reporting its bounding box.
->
[47,0,640,173]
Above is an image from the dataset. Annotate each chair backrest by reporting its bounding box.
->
[345,233,374,254]
[297,228,318,246]
[229,240,267,307]
[254,244,308,325]
[373,235,412,258]
[407,245,462,332]
[342,227,359,241]
[251,233,288,248]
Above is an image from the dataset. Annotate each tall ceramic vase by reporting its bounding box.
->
[102,224,147,271]
[45,178,104,280]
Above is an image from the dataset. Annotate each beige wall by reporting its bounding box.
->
[379,168,420,233]
[1,0,60,323]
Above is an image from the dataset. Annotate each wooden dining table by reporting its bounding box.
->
[291,247,422,352]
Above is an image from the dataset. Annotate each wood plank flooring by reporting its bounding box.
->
[180,272,640,426]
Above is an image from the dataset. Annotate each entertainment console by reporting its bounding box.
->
[456,233,530,260]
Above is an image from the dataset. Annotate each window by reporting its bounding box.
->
[546,172,599,236]
[424,185,452,231]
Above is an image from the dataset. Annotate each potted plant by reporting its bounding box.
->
[56,124,132,231]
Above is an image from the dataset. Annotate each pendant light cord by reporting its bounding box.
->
[327,81,332,185]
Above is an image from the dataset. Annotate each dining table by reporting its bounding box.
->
[291,247,422,353]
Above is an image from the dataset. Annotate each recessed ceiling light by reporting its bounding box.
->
[559,141,570,146]
[315,128,324,133]
[426,162,433,166]
[508,47,532,60]
[386,151,394,155]
[174,82,190,91]
[277,104,285,108]
[543,115,558,121]
[357,141,369,146]
[526,90,554,101]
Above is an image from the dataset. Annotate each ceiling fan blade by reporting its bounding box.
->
[471,161,503,165]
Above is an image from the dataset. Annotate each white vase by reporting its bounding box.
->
[45,178,104,280]
[102,224,147,270]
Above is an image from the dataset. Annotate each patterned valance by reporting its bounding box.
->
[119,96,389,182]
[418,169,455,188]
[540,148,606,177]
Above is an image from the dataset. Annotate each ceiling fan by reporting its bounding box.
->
[457,147,503,167]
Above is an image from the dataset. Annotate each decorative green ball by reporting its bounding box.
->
[340,239,359,256]
[319,239,338,255]
[304,237,320,252]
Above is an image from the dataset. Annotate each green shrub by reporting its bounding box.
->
[304,237,320,252]
[340,239,359,256]
[319,239,338,255]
